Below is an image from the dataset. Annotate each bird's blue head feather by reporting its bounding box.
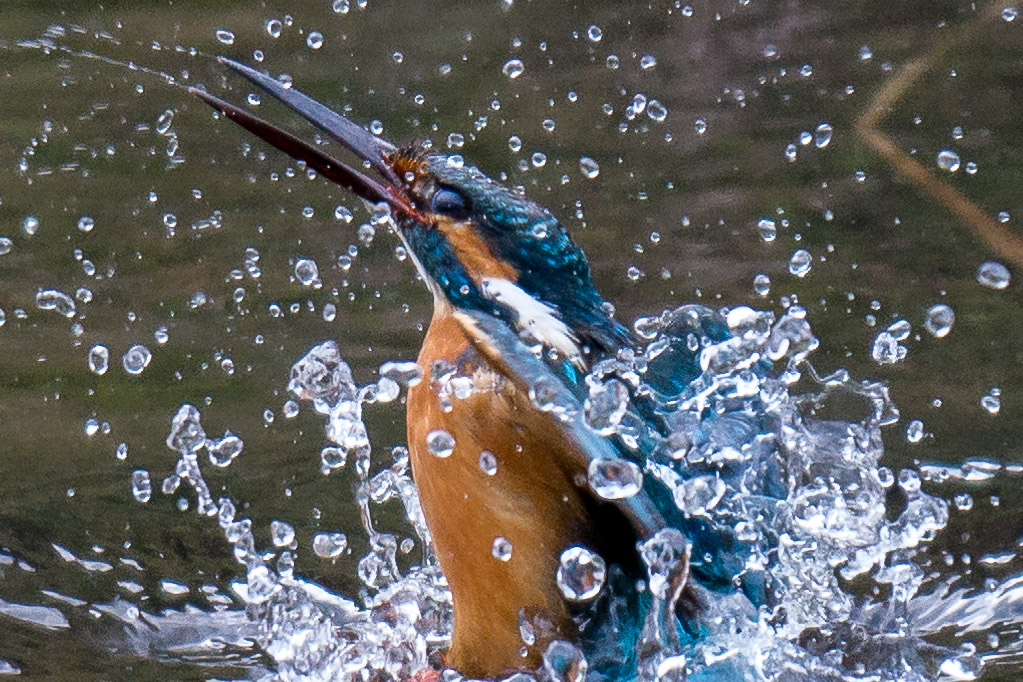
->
[389,146,632,359]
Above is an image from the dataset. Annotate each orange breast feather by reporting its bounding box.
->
[407,311,609,677]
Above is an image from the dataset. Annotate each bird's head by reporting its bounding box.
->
[192,58,631,367]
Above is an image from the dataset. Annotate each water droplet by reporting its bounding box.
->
[954,493,974,511]
[887,319,911,341]
[446,132,465,149]
[392,50,404,64]
[584,379,629,436]
[858,44,873,62]
[333,205,354,223]
[998,211,1011,223]
[587,458,642,499]
[491,536,513,561]
[640,54,657,70]
[208,433,243,467]
[322,302,337,322]
[646,99,668,122]
[578,156,600,179]
[814,122,833,148]
[122,344,152,375]
[531,152,547,168]
[22,216,39,236]
[88,345,109,375]
[763,44,778,59]
[307,31,324,49]
[215,28,235,45]
[36,289,76,318]
[673,475,726,516]
[606,54,620,70]
[131,470,152,502]
[628,93,647,118]
[556,546,606,601]
[757,218,777,242]
[981,393,1001,415]
[923,304,955,338]
[380,360,423,387]
[312,531,347,558]
[785,142,798,162]
[542,118,556,132]
[315,446,346,474]
[77,216,95,232]
[977,261,1010,290]
[479,450,497,475]
[587,25,603,42]
[426,429,455,457]
[753,273,771,296]
[871,331,906,365]
[0,237,12,255]
[332,0,350,13]
[370,377,398,405]
[906,420,925,443]
[166,404,205,454]
[270,520,295,547]
[502,58,524,79]
[788,249,812,277]
[266,19,282,38]
[294,258,320,287]
[156,109,174,135]
[693,117,707,135]
[936,149,960,172]
[639,528,688,599]
[1003,6,1018,21]
[543,640,587,682]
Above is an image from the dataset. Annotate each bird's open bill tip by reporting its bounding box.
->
[190,58,415,217]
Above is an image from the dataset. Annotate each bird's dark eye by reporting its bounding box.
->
[430,187,469,218]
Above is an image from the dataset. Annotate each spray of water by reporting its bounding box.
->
[121,301,1023,682]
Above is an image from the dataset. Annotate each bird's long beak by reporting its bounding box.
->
[189,57,416,217]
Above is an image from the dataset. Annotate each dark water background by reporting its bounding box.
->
[1,1,1022,679]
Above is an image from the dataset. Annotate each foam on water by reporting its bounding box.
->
[95,303,1021,682]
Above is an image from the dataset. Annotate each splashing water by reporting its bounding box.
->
[88,299,1023,682]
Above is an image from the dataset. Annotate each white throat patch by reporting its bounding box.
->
[479,277,581,362]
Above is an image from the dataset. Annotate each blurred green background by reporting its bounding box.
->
[0,0,1022,678]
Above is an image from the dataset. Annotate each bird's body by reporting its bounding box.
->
[408,309,642,676]
[191,59,741,680]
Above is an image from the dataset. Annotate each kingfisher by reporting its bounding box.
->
[191,59,747,680]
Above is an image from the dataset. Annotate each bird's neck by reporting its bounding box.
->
[405,222,633,363]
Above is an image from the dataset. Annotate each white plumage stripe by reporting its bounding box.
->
[479,277,581,361]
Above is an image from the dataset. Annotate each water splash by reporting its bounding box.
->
[103,301,1023,681]
[9,302,1012,680]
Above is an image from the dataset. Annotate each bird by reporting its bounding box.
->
[190,58,749,680]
